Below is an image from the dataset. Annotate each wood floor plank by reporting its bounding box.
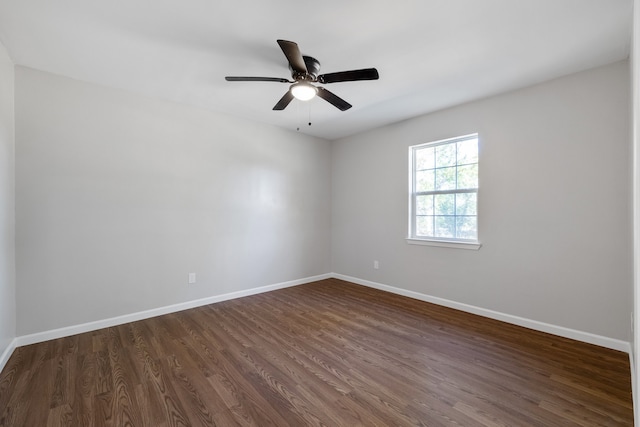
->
[46,403,73,427]
[0,278,633,426]
[134,381,167,427]
[108,347,143,427]
[157,355,212,426]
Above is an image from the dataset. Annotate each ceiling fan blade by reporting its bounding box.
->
[273,91,295,110]
[317,68,379,84]
[225,76,291,83]
[277,39,308,75]
[316,87,352,111]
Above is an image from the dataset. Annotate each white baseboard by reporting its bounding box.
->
[15,273,332,347]
[11,272,631,354]
[0,338,18,374]
[332,273,631,353]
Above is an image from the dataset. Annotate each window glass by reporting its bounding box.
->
[410,134,479,242]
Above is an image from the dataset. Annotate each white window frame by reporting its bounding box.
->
[407,133,481,250]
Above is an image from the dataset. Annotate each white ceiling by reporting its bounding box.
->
[0,0,633,140]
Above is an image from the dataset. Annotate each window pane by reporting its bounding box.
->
[416,216,434,236]
[457,164,478,189]
[456,216,477,240]
[415,147,435,171]
[410,134,479,243]
[416,170,435,192]
[457,138,478,165]
[435,143,456,167]
[434,194,455,215]
[435,216,455,238]
[416,195,434,215]
[435,166,456,191]
[455,193,477,216]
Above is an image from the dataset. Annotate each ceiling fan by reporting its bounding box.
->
[225,39,379,111]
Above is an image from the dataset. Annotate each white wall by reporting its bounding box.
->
[0,42,15,363]
[15,67,332,336]
[332,60,631,342]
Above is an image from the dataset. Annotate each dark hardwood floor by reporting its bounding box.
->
[0,278,633,426]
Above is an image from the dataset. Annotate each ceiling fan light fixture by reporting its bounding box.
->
[291,82,317,101]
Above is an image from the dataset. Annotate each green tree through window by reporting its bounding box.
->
[410,134,478,242]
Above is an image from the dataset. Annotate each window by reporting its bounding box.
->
[408,133,480,249]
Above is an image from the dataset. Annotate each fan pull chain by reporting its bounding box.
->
[296,102,312,131]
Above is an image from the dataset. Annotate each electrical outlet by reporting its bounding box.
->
[188,273,196,284]
[374,260,379,269]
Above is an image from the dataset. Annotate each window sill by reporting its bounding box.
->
[406,238,482,250]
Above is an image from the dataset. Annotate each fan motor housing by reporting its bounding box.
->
[291,56,321,80]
